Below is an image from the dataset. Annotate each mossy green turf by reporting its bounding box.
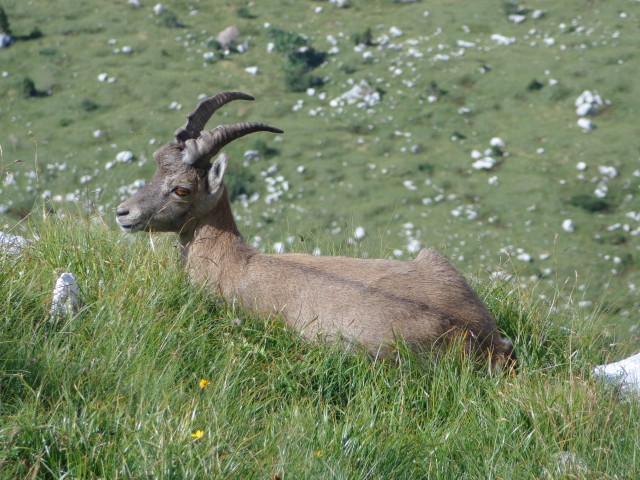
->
[1,216,639,478]
[1,1,639,333]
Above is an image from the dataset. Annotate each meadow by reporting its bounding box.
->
[1,0,640,477]
[1,216,639,478]
[1,0,638,333]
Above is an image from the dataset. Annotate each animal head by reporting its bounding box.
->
[115,92,282,234]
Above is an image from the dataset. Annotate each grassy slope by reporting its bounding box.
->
[1,215,638,478]
[0,0,638,334]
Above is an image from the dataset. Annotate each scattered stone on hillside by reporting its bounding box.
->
[491,33,516,46]
[547,452,589,478]
[562,219,576,233]
[116,151,134,163]
[575,90,604,116]
[593,352,640,397]
[531,9,545,19]
[97,73,116,83]
[490,137,506,149]
[329,80,381,109]
[389,26,403,38]
[217,26,240,51]
[577,117,595,132]
[0,33,12,48]
[243,150,260,162]
[153,3,164,15]
[50,272,80,318]
[472,157,496,170]
[508,14,527,24]
[0,231,27,255]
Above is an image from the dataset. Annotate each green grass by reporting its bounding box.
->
[1,215,638,478]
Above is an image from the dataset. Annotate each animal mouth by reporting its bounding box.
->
[117,221,138,233]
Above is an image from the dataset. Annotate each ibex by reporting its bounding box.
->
[116,92,516,370]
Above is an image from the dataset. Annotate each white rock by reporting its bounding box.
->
[491,34,516,46]
[577,117,595,131]
[508,14,527,24]
[598,165,618,178]
[593,352,640,397]
[330,80,380,109]
[457,40,476,48]
[490,137,505,148]
[532,9,545,19]
[562,219,575,233]
[244,66,259,75]
[330,0,350,8]
[354,226,366,241]
[243,150,260,161]
[472,157,497,171]
[153,3,164,15]
[97,73,109,82]
[575,90,603,109]
[517,253,533,262]
[576,161,587,171]
[575,102,593,117]
[128,0,141,7]
[116,151,134,163]
[389,26,404,38]
[470,149,483,160]
[50,272,80,317]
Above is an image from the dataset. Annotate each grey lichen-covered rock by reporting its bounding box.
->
[593,352,640,397]
[50,272,81,318]
[0,231,27,254]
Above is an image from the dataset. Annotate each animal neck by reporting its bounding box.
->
[179,186,255,291]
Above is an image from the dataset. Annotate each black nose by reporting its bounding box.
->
[116,206,129,217]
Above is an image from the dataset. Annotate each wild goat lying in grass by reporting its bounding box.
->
[116,92,516,370]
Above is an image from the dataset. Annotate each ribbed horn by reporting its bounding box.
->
[174,91,255,143]
[182,122,284,167]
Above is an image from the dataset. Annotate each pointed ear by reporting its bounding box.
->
[207,152,228,194]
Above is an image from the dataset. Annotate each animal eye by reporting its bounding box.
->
[173,187,191,197]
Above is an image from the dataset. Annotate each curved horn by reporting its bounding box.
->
[174,91,256,143]
[182,122,284,167]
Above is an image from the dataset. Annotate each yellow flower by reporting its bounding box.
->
[199,379,210,389]
[315,450,323,458]
[191,429,204,439]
